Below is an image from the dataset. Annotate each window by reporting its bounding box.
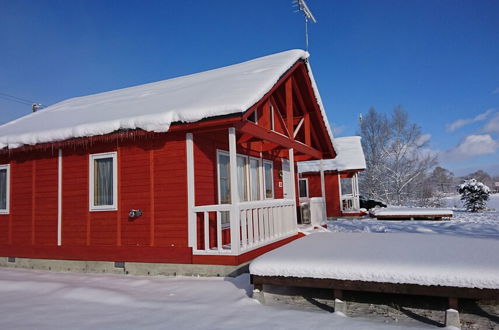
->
[236,155,248,202]
[217,150,272,202]
[249,157,261,201]
[0,164,10,214]
[340,177,353,195]
[217,152,231,204]
[218,151,252,203]
[263,160,274,199]
[90,152,117,211]
[298,178,308,198]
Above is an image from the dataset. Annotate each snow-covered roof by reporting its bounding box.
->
[298,136,366,173]
[0,49,334,150]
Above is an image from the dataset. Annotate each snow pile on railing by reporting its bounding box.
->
[0,49,334,150]
[250,232,499,289]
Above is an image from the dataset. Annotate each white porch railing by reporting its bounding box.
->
[191,199,297,255]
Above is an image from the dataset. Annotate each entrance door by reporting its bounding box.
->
[281,159,292,199]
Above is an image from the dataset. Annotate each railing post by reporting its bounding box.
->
[228,127,241,254]
[186,133,196,249]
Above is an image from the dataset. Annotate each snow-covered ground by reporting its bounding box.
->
[0,268,427,330]
[329,194,499,239]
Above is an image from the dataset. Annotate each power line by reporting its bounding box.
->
[0,92,38,105]
[0,92,45,111]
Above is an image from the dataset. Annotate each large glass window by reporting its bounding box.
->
[0,164,10,214]
[90,152,117,211]
[263,160,274,199]
[217,151,273,203]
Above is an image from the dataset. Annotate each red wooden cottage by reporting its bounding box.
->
[297,136,366,219]
[0,50,336,272]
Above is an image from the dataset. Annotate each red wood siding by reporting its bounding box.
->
[0,133,191,263]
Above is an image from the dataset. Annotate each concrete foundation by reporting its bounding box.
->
[0,257,249,277]
[445,309,461,329]
[252,289,265,304]
[334,298,347,315]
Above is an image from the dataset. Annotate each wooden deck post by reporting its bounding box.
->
[448,297,459,310]
[333,289,343,300]
[186,133,196,249]
[229,127,241,254]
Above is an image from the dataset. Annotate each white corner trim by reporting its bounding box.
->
[186,133,196,248]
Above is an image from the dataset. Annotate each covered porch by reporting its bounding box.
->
[185,120,328,258]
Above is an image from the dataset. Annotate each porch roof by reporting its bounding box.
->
[0,49,333,151]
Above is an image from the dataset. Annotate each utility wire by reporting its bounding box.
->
[0,92,44,108]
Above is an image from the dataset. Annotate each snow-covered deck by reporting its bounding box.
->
[250,232,499,300]
[370,207,453,220]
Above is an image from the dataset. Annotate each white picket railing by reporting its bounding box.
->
[191,199,297,255]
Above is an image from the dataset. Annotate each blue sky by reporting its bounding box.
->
[0,0,498,176]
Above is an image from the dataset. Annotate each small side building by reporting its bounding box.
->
[298,136,366,218]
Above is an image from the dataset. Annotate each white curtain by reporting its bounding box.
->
[237,155,248,202]
[249,159,260,201]
[218,154,230,204]
[94,158,113,206]
[0,169,6,209]
[264,162,273,198]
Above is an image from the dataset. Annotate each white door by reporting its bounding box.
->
[281,159,292,199]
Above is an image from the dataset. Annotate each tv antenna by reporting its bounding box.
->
[293,0,317,52]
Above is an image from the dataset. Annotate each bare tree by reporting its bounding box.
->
[359,106,437,205]
[429,167,455,193]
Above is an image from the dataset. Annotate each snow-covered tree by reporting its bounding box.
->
[458,179,490,212]
[358,107,437,205]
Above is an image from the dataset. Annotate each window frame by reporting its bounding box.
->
[298,178,309,198]
[89,152,118,212]
[0,164,10,214]
[263,159,274,199]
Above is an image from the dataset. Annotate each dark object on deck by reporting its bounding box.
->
[359,196,386,210]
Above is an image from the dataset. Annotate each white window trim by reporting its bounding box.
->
[89,152,118,212]
[263,159,274,199]
[299,178,309,198]
[0,164,10,214]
